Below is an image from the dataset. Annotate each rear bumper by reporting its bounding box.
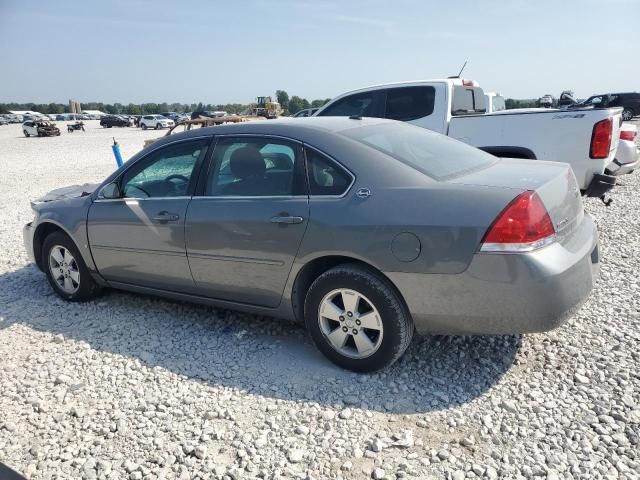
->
[608,158,639,176]
[389,214,599,335]
[583,173,616,197]
[607,142,639,176]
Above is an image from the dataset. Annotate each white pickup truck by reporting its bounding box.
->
[314,78,622,198]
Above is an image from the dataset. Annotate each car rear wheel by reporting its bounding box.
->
[304,264,414,372]
[23,130,29,137]
[622,108,634,121]
[43,231,101,302]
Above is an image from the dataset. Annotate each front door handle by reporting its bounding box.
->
[270,215,304,224]
[153,211,180,222]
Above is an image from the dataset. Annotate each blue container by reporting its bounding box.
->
[112,138,123,168]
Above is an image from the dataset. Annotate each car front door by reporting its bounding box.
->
[87,137,211,291]
[185,136,309,307]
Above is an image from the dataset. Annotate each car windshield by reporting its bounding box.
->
[341,122,496,180]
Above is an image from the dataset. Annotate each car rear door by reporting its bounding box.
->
[87,137,211,291]
[185,135,309,308]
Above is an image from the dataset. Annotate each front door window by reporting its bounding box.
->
[120,139,208,198]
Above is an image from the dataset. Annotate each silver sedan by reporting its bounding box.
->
[23,117,599,371]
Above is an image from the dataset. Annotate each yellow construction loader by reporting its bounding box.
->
[251,96,282,118]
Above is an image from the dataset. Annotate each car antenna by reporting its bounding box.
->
[448,59,468,79]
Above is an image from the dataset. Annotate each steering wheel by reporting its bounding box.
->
[166,174,190,184]
[164,174,190,194]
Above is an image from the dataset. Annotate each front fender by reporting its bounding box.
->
[32,196,97,273]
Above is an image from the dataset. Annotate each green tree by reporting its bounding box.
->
[311,99,329,108]
[276,90,289,112]
[288,96,311,114]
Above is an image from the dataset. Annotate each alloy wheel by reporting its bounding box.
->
[318,289,384,359]
[48,245,80,294]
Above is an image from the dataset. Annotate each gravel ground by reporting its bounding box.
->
[0,120,638,480]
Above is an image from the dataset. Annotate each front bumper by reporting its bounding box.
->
[23,222,36,265]
[389,214,599,335]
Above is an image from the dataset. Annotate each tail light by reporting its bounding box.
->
[590,118,613,159]
[620,130,637,142]
[480,191,556,253]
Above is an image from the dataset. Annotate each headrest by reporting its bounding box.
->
[229,147,266,179]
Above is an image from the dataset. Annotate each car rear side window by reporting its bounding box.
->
[305,148,353,196]
[341,122,496,180]
[385,86,435,121]
[318,92,377,117]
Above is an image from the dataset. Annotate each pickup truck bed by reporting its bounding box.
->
[448,108,622,191]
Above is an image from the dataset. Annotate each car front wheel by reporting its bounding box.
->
[141,123,147,130]
[304,264,414,372]
[23,130,30,137]
[155,123,161,130]
[42,231,101,302]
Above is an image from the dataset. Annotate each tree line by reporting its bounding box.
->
[0,91,332,116]
[0,95,540,116]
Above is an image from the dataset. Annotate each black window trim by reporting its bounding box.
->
[197,133,308,199]
[302,144,356,199]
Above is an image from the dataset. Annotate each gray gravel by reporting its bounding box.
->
[0,120,639,479]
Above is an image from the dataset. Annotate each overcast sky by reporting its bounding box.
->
[1,0,638,104]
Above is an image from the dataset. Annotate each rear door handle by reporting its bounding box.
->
[270,215,304,224]
[153,211,180,222]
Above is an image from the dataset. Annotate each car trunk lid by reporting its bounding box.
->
[447,158,584,242]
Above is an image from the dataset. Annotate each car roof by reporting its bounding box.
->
[150,116,395,148]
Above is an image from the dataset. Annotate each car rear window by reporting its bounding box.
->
[341,122,496,180]
[451,86,486,115]
[385,86,435,121]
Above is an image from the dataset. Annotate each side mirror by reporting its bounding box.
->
[98,182,121,199]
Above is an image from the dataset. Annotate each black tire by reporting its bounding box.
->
[304,263,414,372]
[42,231,101,302]
[622,108,634,121]
[142,123,147,130]
[23,130,29,137]
[155,123,161,130]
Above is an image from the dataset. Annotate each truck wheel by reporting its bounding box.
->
[42,231,102,302]
[622,108,634,121]
[304,263,414,372]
